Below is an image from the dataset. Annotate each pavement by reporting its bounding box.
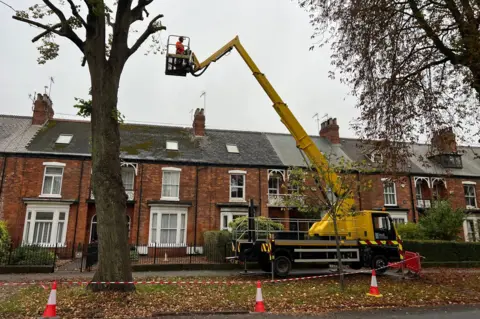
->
[149,305,480,318]
[0,267,386,283]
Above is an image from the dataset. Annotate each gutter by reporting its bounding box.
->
[408,175,417,223]
[136,164,144,246]
[71,159,85,258]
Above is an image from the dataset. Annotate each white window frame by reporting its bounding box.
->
[463,215,480,242]
[22,203,70,247]
[463,181,478,209]
[388,212,408,226]
[148,206,187,247]
[161,167,181,201]
[229,170,246,202]
[121,166,135,191]
[381,178,397,206]
[220,208,248,231]
[40,162,65,198]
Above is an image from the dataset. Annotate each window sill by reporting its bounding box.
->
[229,198,246,203]
[39,194,62,199]
[160,197,180,201]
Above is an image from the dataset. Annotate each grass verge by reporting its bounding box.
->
[0,269,479,318]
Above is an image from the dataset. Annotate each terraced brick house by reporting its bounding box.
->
[0,93,479,256]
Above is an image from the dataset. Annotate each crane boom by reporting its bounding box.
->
[189,36,355,236]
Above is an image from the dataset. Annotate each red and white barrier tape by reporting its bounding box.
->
[0,254,422,288]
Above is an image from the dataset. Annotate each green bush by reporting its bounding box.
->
[203,231,232,262]
[229,216,284,239]
[403,240,480,264]
[9,245,55,265]
[418,200,465,240]
[397,223,425,240]
[0,221,11,263]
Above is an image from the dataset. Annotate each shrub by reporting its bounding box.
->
[403,240,480,264]
[396,223,425,240]
[418,200,465,240]
[203,231,232,262]
[229,216,284,239]
[9,245,55,265]
[0,221,10,263]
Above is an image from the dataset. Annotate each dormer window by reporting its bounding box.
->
[55,134,73,144]
[429,153,463,169]
[226,144,239,153]
[166,141,178,151]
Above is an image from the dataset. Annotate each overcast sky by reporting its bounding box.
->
[0,0,359,138]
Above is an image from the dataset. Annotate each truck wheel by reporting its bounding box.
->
[349,262,363,270]
[273,256,292,277]
[371,255,388,274]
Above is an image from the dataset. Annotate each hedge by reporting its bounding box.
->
[203,231,232,262]
[403,240,480,265]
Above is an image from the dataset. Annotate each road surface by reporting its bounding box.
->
[151,305,480,318]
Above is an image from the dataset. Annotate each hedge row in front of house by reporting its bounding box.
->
[403,240,480,266]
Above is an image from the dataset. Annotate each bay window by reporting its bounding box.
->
[22,204,69,246]
[149,206,187,246]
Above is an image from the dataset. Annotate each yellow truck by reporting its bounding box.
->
[164,35,404,276]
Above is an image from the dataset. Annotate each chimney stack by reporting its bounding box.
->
[320,117,340,144]
[431,127,457,154]
[193,108,205,136]
[32,93,54,125]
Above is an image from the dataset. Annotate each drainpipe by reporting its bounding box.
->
[194,166,208,248]
[408,175,417,223]
[0,155,8,199]
[258,168,261,216]
[356,171,362,211]
[136,164,144,246]
[72,159,85,258]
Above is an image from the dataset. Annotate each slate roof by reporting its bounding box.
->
[24,119,285,167]
[0,114,479,176]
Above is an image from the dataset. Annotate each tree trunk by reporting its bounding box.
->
[87,61,134,292]
[332,212,345,292]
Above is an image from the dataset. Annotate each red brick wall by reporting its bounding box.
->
[2,153,480,246]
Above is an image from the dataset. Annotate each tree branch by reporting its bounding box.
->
[66,0,88,29]
[407,0,462,64]
[128,13,165,57]
[32,23,62,42]
[12,16,84,53]
[130,0,154,24]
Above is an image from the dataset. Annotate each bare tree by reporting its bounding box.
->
[299,0,480,162]
[283,152,373,291]
[11,0,166,292]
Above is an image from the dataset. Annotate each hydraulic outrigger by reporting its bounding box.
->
[165,35,405,277]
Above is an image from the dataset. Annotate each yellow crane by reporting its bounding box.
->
[165,35,404,276]
[165,35,355,233]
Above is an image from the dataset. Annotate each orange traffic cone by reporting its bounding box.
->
[254,280,265,312]
[366,269,382,297]
[41,281,59,318]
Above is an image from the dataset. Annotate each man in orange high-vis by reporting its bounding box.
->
[176,36,185,55]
